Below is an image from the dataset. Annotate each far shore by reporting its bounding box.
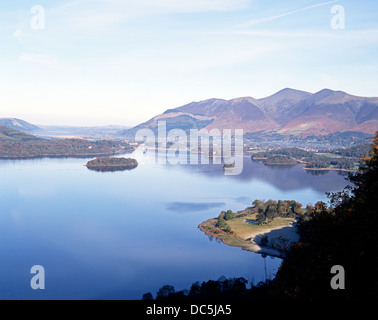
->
[0,152,120,160]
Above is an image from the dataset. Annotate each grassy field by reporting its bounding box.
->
[314,152,342,158]
[199,218,249,248]
[199,214,295,245]
[226,214,294,239]
[198,213,298,258]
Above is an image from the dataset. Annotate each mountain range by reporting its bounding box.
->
[1,88,377,141]
[120,88,378,138]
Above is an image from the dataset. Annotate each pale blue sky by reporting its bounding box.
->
[0,0,377,126]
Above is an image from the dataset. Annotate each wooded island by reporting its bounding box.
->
[86,157,138,172]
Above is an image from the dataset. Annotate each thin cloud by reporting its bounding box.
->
[133,0,250,12]
[234,0,340,29]
[198,28,378,45]
[19,53,58,66]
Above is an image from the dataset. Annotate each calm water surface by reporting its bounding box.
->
[0,150,349,299]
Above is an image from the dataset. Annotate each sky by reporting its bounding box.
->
[0,0,377,126]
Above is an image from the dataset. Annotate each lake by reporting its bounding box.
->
[0,149,349,299]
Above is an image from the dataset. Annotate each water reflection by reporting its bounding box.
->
[86,166,137,172]
[259,163,297,169]
[305,169,330,176]
[166,201,226,213]
[156,154,349,193]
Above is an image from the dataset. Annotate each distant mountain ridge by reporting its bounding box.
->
[121,88,378,138]
[0,118,40,132]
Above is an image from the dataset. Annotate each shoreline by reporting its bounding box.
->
[198,218,298,258]
[0,152,120,160]
[303,167,355,172]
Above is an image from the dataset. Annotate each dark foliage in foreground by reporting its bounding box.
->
[143,277,252,301]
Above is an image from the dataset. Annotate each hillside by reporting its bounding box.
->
[120,88,378,139]
[0,118,40,132]
[0,126,41,141]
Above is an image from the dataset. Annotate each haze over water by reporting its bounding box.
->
[0,150,349,299]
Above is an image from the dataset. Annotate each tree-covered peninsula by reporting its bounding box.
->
[199,199,304,258]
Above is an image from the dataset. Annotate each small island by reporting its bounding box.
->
[85,157,138,172]
[222,162,235,169]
